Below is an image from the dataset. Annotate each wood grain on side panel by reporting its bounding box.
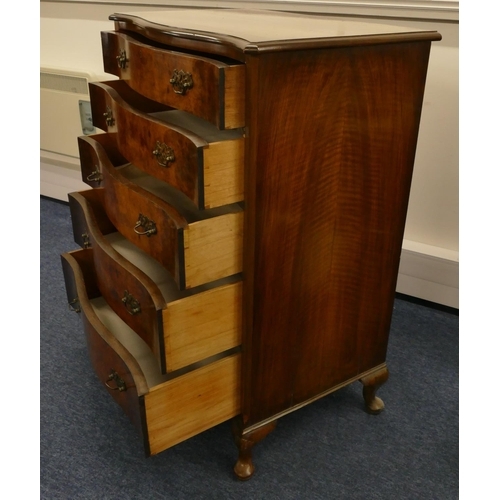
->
[242,41,433,426]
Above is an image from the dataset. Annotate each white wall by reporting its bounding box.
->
[40,1,459,307]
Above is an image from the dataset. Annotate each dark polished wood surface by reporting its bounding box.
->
[242,41,433,427]
[89,80,206,207]
[61,250,150,453]
[76,133,188,288]
[102,161,187,289]
[110,10,440,61]
[69,190,166,370]
[101,30,245,129]
[78,134,127,189]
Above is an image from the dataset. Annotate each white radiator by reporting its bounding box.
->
[40,67,100,200]
[40,68,96,158]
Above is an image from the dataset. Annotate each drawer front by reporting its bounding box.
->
[89,81,243,209]
[61,248,99,310]
[101,162,185,287]
[78,133,127,189]
[81,303,147,442]
[89,81,202,203]
[144,353,241,455]
[61,250,150,449]
[101,30,245,130]
[69,190,166,369]
[67,187,116,247]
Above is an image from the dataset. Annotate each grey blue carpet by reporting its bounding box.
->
[40,196,458,499]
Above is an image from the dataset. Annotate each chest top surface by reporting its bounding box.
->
[110,8,441,58]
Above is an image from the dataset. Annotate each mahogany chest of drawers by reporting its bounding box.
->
[61,8,440,479]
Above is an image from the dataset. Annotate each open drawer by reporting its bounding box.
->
[68,188,242,374]
[61,248,241,456]
[77,133,243,290]
[87,80,244,209]
[101,30,245,130]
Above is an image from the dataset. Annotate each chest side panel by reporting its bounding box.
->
[242,41,432,426]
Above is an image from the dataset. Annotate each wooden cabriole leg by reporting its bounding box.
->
[232,416,277,480]
[360,365,389,415]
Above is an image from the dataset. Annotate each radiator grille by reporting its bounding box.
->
[40,72,89,95]
[40,69,93,158]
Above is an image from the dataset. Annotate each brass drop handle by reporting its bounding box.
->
[152,141,175,167]
[105,369,127,392]
[116,49,128,69]
[68,298,81,313]
[134,214,157,237]
[103,106,114,127]
[86,166,103,184]
[81,232,91,249]
[170,69,193,95]
[122,290,141,315]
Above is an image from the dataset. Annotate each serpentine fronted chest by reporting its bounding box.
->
[61,8,441,479]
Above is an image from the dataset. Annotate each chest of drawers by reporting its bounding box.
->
[61,8,440,479]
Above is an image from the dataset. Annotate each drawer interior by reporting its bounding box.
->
[105,230,243,372]
[117,163,243,222]
[91,296,167,388]
[150,109,243,143]
[104,231,241,301]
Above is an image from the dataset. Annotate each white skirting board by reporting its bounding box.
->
[41,157,459,309]
[41,154,88,202]
[398,241,458,309]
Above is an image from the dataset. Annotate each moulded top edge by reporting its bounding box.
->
[110,9,441,57]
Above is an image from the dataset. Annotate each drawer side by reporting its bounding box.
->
[163,281,242,372]
[144,353,241,455]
